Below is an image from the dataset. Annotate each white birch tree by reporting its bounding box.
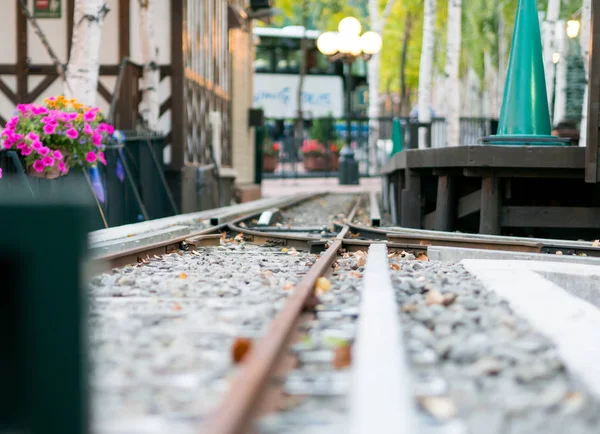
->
[444,0,462,146]
[367,0,395,168]
[579,0,592,147]
[65,0,109,107]
[139,0,161,131]
[553,20,567,126]
[417,0,437,148]
[542,0,561,109]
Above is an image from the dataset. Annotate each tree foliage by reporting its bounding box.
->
[272,0,586,105]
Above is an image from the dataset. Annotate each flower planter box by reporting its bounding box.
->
[263,155,279,173]
[303,153,339,172]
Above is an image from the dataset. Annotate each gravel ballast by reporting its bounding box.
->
[275,194,357,227]
[88,242,316,433]
[390,255,600,434]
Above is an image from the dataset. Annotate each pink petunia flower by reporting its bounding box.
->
[21,146,32,156]
[42,156,55,167]
[26,132,40,141]
[39,146,50,156]
[32,160,45,173]
[52,150,64,160]
[17,104,28,113]
[16,142,27,150]
[85,151,97,163]
[59,161,67,173]
[31,141,43,151]
[0,168,2,179]
[66,128,79,139]
[98,151,107,165]
[84,123,94,135]
[68,113,78,121]
[2,139,14,149]
[83,111,96,122]
[43,124,56,135]
[41,116,57,125]
[92,133,103,146]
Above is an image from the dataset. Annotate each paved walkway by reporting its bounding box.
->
[261,177,381,198]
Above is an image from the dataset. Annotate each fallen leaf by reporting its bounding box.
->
[239,222,247,228]
[425,289,444,305]
[350,271,362,278]
[357,257,366,267]
[173,303,182,311]
[283,282,295,291]
[390,263,401,271]
[234,233,244,241]
[127,234,135,238]
[594,240,599,247]
[251,219,258,224]
[282,247,289,253]
[555,251,563,255]
[418,397,456,421]
[231,338,252,364]
[263,270,274,278]
[416,253,429,261]
[288,247,299,256]
[402,303,418,313]
[315,277,331,292]
[191,250,201,256]
[442,293,457,306]
[332,344,352,369]
[179,272,188,279]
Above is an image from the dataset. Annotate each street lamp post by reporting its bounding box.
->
[317,17,382,185]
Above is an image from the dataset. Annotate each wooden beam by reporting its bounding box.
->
[16,0,28,102]
[97,82,113,103]
[0,64,170,76]
[27,75,59,103]
[0,114,7,126]
[501,207,600,229]
[119,0,130,60]
[401,169,421,229]
[479,176,501,235]
[170,0,186,169]
[160,96,172,117]
[67,0,75,59]
[434,175,455,231]
[0,77,18,104]
[586,0,600,182]
[457,189,481,219]
[464,167,584,179]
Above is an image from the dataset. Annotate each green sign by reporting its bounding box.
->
[33,0,62,19]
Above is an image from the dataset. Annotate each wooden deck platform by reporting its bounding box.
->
[382,146,600,240]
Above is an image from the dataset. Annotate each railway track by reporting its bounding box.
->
[88,192,600,434]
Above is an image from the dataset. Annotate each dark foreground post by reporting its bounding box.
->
[0,183,93,434]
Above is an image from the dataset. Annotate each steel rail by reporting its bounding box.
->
[343,221,600,257]
[200,197,363,434]
[200,239,343,434]
[91,194,326,269]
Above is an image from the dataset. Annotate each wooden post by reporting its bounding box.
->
[479,175,501,235]
[435,175,455,231]
[401,168,421,228]
[586,0,600,182]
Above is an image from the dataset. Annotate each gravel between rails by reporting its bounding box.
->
[88,242,316,433]
[258,251,365,434]
[391,255,600,434]
[274,194,357,227]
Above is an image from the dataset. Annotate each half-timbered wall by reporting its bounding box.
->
[180,0,233,168]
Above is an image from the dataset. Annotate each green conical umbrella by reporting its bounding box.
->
[487,0,562,145]
[390,117,403,156]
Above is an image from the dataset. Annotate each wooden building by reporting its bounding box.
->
[0,0,259,212]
